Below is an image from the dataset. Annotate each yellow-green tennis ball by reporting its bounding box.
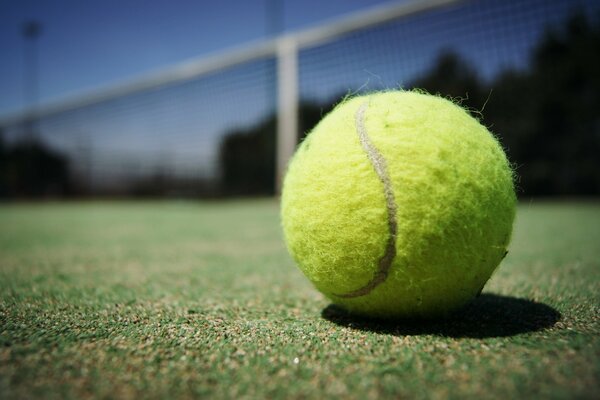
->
[281,90,516,319]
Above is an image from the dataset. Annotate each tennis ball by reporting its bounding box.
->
[281,90,516,319]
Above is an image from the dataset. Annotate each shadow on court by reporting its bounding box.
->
[321,294,560,338]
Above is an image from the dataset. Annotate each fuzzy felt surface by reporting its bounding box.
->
[281,90,516,318]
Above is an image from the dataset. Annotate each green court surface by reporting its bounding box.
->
[0,200,598,399]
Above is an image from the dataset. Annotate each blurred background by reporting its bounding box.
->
[0,0,599,200]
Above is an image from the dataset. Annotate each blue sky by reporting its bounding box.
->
[2,0,598,117]
[0,0,395,116]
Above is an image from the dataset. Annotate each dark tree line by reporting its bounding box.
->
[219,12,600,197]
[0,132,70,198]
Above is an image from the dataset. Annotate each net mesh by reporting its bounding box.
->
[1,0,598,197]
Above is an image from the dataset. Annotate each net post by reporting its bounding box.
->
[276,36,298,195]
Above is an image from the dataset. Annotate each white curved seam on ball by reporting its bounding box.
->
[335,100,398,298]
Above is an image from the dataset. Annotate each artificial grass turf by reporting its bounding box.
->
[0,200,598,399]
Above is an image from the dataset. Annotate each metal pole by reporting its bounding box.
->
[276,36,298,194]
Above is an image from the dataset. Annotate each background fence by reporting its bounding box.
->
[1,0,599,198]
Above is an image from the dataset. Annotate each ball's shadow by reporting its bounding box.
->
[321,294,560,338]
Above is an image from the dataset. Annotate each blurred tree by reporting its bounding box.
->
[0,138,70,198]
[219,115,276,196]
[486,12,600,195]
[0,130,6,197]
